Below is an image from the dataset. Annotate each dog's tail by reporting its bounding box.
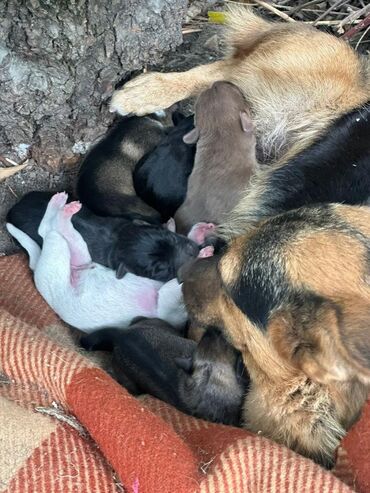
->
[224,6,273,58]
[80,328,123,352]
[6,223,41,271]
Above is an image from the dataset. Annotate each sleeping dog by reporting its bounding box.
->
[7,191,200,282]
[181,204,370,466]
[81,317,248,426]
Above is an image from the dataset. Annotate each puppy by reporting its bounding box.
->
[77,115,166,224]
[218,100,370,239]
[181,203,370,466]
[6,193,188,331]
[174,81,258,235]
[110,8,369,175]
[80,318,248,425]
[133,113,196,220]
[7,191,200,282]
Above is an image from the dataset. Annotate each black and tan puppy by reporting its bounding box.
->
[174,81,258,235]
[80,318,248,425]
[182,204,370,467]
[77,115,166,224]
[133,113,196,220]
[7,191,200,282]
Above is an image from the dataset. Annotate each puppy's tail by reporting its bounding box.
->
[6,223,41,271]
[224,6,273,58]
[80,328,122,352]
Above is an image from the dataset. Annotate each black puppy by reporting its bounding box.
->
[80,318,248,426]
[7,191,200,282]
[133,113,196,220]
[77,115,166,224]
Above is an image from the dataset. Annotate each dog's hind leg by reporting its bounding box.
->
[110,60,229,116]
[54,201,92,270]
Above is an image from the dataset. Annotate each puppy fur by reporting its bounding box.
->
[110,7,370,171]
[181,204,370,466]
[218,100,370,240]
[77,115,166,224]
[133,113,196,220]
[174,81,258,235]
[80,318,248,425]
[7,191,200,282]
[6,194,188,331]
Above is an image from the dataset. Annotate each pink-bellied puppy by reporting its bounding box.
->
[6,193,214,332]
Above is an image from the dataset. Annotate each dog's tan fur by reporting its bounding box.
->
[182,204,370,465]
[111,7,370,240]
[111,7,369,166]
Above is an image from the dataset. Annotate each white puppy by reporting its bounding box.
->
[7,193,214,332]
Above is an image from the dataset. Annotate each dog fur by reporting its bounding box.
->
[6,193,188,331]
[110,7,370,170]
[181,204,370,466]
[133,113,196,220]
[77,115,166,224]
[174,81,258,234]
[7,191,200,282]
[80,318,248,425]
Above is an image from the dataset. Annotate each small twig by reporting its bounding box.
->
[182,27,202,34]
[7,185,19,199]
[253,0,296,22]
[355,23,370,50]
[313,0,349,25]
[289,0,324,16]
[0,163,29,182]
[342,12,370,40]
[338,4,370,32]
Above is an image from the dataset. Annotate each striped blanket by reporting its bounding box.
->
[1,254,369,493]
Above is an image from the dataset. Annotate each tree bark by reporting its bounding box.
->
[0,0,187,168]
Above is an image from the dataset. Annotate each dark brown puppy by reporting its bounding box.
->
[181,204,370,467]
[80,318,248,425]
[77,115,166,224]
[174,81,258,235]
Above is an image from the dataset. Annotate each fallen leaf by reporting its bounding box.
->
[0,163,28,182]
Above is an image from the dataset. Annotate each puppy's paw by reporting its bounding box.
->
[63,201,82,218]
[50,192,68,209]
[110,72,178,116]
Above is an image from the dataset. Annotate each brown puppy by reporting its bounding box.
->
[181,203,370,467]
[110,8,369,169]
[174,81,257,235]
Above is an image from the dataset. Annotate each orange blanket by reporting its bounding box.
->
[1,254,369,493]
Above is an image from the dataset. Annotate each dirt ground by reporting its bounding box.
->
[0,23,223,256]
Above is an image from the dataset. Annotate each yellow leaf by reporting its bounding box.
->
[208,11,227,24]
[0,163,28,182]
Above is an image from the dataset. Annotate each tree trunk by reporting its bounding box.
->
[0,0,187,168]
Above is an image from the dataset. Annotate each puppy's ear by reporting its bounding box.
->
[240,111,253,133]
[269,295,353,385]
[183,127,199,144]
[175,356,193,373]
[165,218,176,232]
[116,262,128,279]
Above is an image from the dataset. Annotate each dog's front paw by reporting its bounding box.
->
[110,72,179,116]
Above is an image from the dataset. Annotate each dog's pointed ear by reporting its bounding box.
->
[240,111,253,133]
[183,127,199,144]
[165,217,176,232]
[175,356,193,373]
[269,296,354,385]
[116,262,129,279]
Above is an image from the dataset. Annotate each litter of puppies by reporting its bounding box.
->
[5,5,370,470]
